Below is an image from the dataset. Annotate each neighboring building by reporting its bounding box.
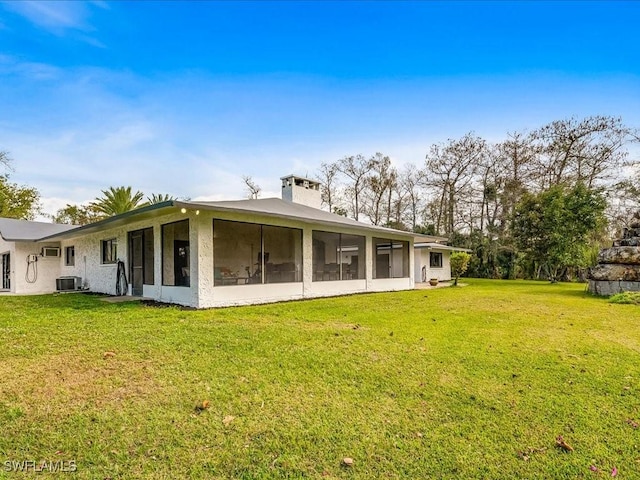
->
[1,175,456,307]
[0,218,77,294]
[414,243,472,283]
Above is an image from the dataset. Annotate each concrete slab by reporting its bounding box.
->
[99,295,148,303]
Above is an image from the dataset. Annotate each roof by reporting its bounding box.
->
[177,198,444,242]
[0,217,77,242]
[415,242,472,252]
[35,198,447,243]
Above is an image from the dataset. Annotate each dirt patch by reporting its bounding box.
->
[0,353,159,416]
[141,299,196,310]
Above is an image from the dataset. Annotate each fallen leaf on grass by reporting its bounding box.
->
[223,415,235,426]
[342,457,354,467]
[194,400,210,413]
[555,435,574,452]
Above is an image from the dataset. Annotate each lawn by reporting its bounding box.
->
[1,280,639,479]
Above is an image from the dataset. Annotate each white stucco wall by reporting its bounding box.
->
[0,240,64,294]
[60,211,196,302]
[6,206,417,307]
[414,248,452,283]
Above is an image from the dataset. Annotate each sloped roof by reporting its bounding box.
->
[415,242,472,252]
[176,198,446,242]
[0,217,77,242]
[33,197,447,243]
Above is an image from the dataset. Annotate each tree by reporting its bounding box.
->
[450,251,472,286]
[398,164,426,231]
[242,176,261,199]
[316,162,341,212]
[336,154,372,221]
[90,186,147,217]
[362,153,395,225]
[51,204,100,225]
[425,133,486,236]
[0,175,40,220]
[0,151,12,171]
[147,193,176,204]
[512,183,607,282]
[0,151,40,220]
[532,116,633,189]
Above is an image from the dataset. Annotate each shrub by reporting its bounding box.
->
[609,291,640,305]
[450,251,472,286]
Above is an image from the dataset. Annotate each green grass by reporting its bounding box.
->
[1,279,639,479]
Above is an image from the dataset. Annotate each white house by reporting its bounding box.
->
[414,243,471,283]
[1,175,460,308]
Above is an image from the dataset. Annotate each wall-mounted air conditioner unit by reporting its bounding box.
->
[41,247,60,258]
[56,276,82,291]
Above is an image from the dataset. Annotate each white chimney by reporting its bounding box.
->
[281,175,322,209]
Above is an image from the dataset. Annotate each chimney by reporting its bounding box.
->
[281,175,322,209]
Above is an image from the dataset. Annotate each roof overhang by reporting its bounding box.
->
[38,201,177,241]
[175,200,444,242]
[37,198,449,244]
[414,242,472,252]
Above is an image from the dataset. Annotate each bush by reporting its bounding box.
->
[609,291,640,305]
[450,251,472,286]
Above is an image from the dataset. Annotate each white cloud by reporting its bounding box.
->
[1,0,106,48]
[3,1,91,32]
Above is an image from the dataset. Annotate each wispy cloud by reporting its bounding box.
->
[0,55,62,80]
[3,1,90,31]
[1,0,105,47]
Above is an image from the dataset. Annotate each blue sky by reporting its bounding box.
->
[1,1,639,218]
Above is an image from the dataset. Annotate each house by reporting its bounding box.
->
[0,218,77,294]
[1,175,459,308]
[414,243,472,283]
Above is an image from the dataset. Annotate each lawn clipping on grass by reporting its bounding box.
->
[1,279,639,479]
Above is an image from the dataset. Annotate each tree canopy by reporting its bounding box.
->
[315,115,638,281]
[90,186,147,217]
[509,183,606,281]
[0,151,40,220]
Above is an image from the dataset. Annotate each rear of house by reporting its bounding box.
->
[1,176,452,307]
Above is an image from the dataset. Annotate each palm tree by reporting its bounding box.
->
[146,193,176,204]
[91,186,147,217]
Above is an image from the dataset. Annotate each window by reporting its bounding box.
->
[430,252,443,268]
[312,231,365,281]
[213,220,302,286]
[263,225,303,284]
[162,220,190,287]
[65,246,75,266]
[101,239,117,264]
[373,238,410,279]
